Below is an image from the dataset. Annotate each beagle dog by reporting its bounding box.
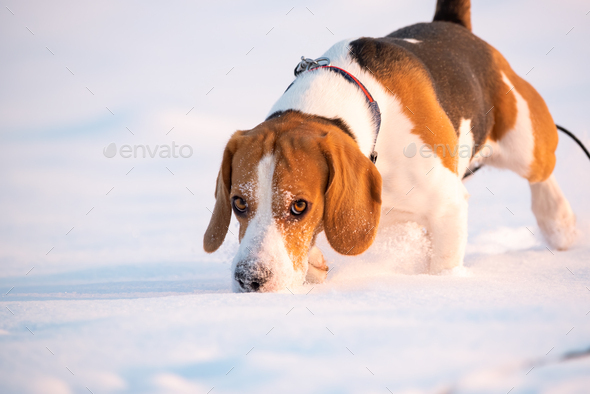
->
[204,0,577,292]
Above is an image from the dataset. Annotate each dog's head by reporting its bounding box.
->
[203,111,382,292]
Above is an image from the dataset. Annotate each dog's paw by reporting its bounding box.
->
[305,246,329,284]
[306,263,329,284]
[531,175,578,251]
[538,212,578,251]
[428,255,463,275]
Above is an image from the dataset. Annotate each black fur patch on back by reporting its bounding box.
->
[349,22,498,149]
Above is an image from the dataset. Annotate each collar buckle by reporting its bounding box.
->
[294,56,331,76]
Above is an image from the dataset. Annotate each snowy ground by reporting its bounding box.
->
[1,0,590,393]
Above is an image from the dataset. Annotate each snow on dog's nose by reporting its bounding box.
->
[234,261,271,292]
[232,236,301,293]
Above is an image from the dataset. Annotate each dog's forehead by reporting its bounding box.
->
[231,150,327,203]
[273,151,328,198]
[230,121,331,200]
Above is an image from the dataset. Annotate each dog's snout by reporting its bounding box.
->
[235,263,272,292]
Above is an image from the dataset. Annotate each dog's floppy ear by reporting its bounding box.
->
[321,133,382,255]
[203,132,242,253]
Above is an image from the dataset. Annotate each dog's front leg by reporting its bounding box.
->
[305,246,329,284]
[426,184,469,274]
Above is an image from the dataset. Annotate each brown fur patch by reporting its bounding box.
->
[392,76,460,174]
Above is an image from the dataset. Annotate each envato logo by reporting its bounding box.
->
[402,142,493,159]
[103,142,193,159]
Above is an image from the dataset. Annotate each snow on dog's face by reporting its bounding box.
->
[203,111,382,293]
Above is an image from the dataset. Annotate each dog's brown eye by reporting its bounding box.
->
[232,197,247,213]
[291,200,307,215]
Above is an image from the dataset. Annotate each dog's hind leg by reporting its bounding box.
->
[480,58,577,250]
[530,175,577,250]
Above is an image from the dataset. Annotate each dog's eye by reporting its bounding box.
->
[291,200,307,215]
[232,197,247,213]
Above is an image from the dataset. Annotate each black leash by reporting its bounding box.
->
[556,124,590,160]
[463,124,590,179]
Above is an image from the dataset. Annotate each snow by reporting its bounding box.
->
[1,0,590,393]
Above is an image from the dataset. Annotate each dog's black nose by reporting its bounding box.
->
[235,264,271,292]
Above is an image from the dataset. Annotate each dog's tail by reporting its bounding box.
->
[433,0,472,31]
